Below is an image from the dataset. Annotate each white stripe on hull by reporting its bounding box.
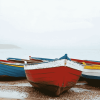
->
[24,59,84,71]
[82,72,100,76]
[82,69,100,73]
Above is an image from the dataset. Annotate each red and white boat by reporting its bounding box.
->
[71,58,100,65]
[24,54,84,96]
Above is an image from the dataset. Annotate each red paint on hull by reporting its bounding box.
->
[0,60,14,63]
[30,58,43,62]
[25,66,81,95]
[8,59,42,64]
[71,58,100,65]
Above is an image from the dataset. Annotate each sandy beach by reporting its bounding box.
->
[0,76,99,100]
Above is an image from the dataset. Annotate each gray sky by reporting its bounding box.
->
[0,0,100,49]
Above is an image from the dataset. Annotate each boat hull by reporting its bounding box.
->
[82,72,100,86]
[71,58,100,65]
[0,62,25,77]
[25,66,82,96]
[7,57,43,64]
[82,72,100,80]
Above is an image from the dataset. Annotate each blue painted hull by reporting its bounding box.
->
[82,73,100,86]
[0,62,26,77]
[82,74,100,80]
[31,54,71,61]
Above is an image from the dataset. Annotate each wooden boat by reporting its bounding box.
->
[24,54,84,96]
[31,56,100,86]
[72,60,100,85]
[82,72,100,86]
[83,62,100,70]
[71,58,100,65]
[7,57,43,64]
[0,59,26,77]
[30,56,60,61]
[81,62,100,85]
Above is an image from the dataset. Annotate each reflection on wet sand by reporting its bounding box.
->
[0,76,100,100]
[0,89,28,99]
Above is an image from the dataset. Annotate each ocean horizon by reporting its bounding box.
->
[0,48,100,61]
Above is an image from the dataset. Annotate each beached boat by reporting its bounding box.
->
[0,59,26,77]
[81,62,100,85]
[24,54,84,96]
[71,58,100,75]
[30,56,57,61]
[83,62,100,70]
[7,57,43,64]
[82,71,100,86]
[71,58,100,65]
[5,57,43,77]
[71,60,100,85]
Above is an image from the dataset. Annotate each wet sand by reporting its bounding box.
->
[0,76,100,100]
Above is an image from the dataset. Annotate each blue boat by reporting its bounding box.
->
[0,60,26,77]
[82,72,100,80]
[82,72,100,86]
[7,57,43,64]
[30,54,71,61]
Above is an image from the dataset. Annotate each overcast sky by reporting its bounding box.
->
[0,0,100,49]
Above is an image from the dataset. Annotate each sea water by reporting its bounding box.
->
[0,48,100,61]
